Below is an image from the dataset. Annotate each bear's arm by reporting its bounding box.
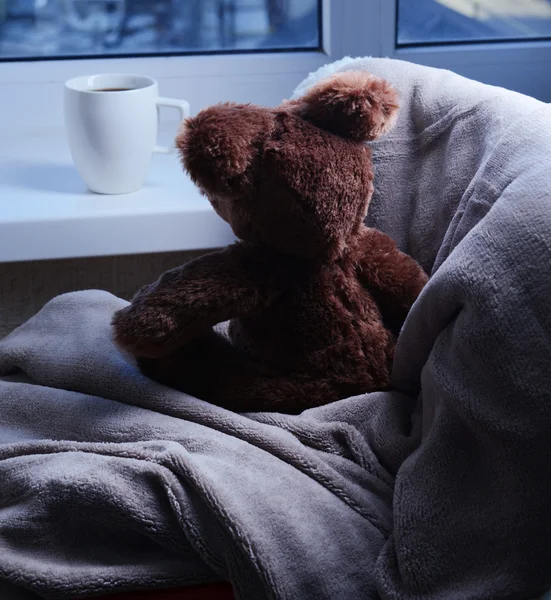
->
[355,227,428,335]
[112,244,284,358]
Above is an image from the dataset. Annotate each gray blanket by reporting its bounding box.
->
[1,57,550,600]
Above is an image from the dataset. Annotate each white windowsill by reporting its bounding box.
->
[0,124,236,263]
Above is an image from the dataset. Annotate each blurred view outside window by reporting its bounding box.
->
[398,0,551,45]
[0,0,320,60]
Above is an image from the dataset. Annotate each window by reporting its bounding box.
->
[1,0,550,133]
[1,0,321,61]
[397,0,551,46]
[381,0,551,102]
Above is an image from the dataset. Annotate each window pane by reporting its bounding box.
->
[0,0,320,60]
[398,0,551,45]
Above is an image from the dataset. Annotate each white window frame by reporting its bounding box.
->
[1,0,550,131]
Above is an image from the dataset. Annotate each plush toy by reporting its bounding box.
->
[112,71,428,413]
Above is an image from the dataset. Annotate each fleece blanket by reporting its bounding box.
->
[1,57,551,600]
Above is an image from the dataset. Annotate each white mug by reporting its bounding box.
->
[64,74,190,195]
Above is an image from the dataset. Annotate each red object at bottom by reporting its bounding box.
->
[89,582,235,600]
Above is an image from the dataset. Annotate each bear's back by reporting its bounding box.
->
[230,256,395,378]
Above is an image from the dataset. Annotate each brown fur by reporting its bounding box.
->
[112,72,428,413]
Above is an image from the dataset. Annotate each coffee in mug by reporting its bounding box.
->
[64,74,190,195]
[91,87,134,92]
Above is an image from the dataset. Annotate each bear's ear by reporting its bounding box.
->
[295,71,399,142]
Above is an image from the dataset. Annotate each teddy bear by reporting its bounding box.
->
[112,71,428,413]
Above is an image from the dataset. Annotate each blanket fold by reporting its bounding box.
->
[1,57,550,600]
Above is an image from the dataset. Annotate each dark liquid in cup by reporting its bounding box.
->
[92,88,134,92]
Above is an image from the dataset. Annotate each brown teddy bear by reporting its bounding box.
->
[112,71,428,413]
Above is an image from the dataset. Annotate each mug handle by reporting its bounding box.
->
[154,97,191,154]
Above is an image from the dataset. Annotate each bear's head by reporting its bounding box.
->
[176,71,399,259]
